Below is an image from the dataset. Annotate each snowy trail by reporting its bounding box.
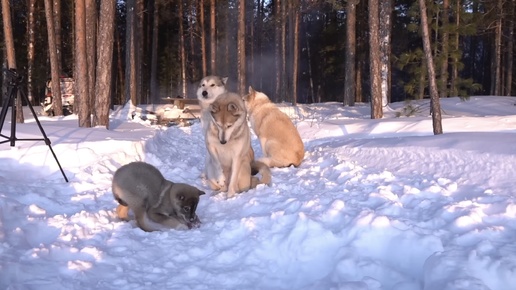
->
[1,98,516,289]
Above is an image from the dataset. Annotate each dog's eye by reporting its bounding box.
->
[210,84,215,87]
[183,206,191,212]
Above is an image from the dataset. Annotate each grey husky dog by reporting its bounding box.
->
[112,161,205,232]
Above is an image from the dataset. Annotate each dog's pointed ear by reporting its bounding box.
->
[198,190,206,196]
[227,102,239,112]
[248,86,254,94]
[222,77,228,85]
[209,103,220,113]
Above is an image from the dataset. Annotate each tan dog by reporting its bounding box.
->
[243,87,305,167]
[112,162,205,232]
[206,91,271,198]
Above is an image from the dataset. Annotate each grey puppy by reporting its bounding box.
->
[112,161,205,232]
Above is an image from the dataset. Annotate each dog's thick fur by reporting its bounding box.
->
[196,75,228,134]
[206,92,271,198]
[243,87,305,168]
[112,161,205,232]
[196,75,232,183]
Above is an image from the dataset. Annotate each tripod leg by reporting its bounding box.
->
[0,96,10,133]
[9,86,17,147]
[21,89,69,182]
[0,85,16,144]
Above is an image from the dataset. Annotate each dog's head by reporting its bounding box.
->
[243,86,270,110]
[160,182,205,229]
[196,75,228,105]
[209,92,246,145]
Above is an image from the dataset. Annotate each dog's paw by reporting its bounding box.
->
[208,180,227,192]
[226,189,237,199]
[216,176,226,187]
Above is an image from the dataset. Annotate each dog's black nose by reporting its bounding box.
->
[202,91,208,97]
[220,140,227,144]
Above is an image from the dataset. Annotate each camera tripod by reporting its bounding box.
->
[0,68,68,182]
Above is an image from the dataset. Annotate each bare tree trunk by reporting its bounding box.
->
[505,0,514,96]
[200,0,207,77]
[86,0,97,110]
[450,0,460,97]
[52,0,62,73]
[247,0,254,87]
[27,0,36,105]
[75,0,90,127]
[136,0,144,103]
[237,0,246,95]
[368,0,382,119]
[125,0,137,105]
[379,0,392,106]
[356,58,363,103]
[344,0,358,106]
[492,0,503,95]
[305,32,315,103]
[257,0,263,88]
[179,0,187,97]
[150,0,159,103]
[292,0,300,105]
[2,0,23,122]
[418,63,426,100]
[280,0,287,101]
[188,2,196,82]
[439,0,449,98]
[93,0,116,128]
[419,0,443,135]
[44,0,63,116]
[224,2,230,78]
[274,0,281,101]
[116,24,125,104]
[210,0,216,74]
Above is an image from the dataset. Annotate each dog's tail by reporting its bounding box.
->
[250,160,272,188]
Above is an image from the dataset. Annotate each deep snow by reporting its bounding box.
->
[0,96,515,290]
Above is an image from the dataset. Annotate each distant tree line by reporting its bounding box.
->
[1,0,515,129]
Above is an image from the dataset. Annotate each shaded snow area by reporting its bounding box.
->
[1,96,516,290]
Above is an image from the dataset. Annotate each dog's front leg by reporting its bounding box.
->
[147,208,189,231]
[227,157,242,198]
[206,145,227,191]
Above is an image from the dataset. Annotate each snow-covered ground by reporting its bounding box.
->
[0,96,515,290]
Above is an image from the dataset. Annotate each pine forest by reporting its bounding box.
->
[1,0,515,128]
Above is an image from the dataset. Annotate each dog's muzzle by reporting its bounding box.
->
[202,91,208,98]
